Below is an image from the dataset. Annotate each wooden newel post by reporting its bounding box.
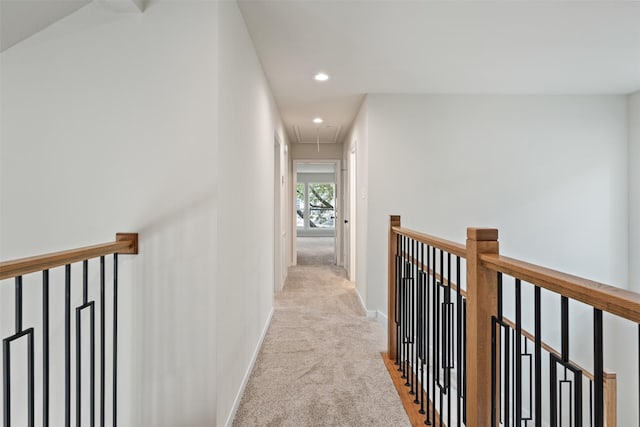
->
[388,215,401,360]
[466,227,499,427]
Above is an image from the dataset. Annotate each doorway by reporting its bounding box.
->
[293,161,341,266]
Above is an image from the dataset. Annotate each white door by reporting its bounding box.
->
[348,148,357,281]
[274,139,281,291]
[274,137,287,291]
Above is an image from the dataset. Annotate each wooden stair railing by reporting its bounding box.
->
[0,233,138,426]
[385,215,638,427]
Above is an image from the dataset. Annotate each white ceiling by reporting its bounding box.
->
[2,1,638,144]
[0,0,91,52]
[238,0,640,144]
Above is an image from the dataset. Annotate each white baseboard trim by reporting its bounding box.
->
[355,288,376,318]
[376,310,388,329]
[223,307,274,427]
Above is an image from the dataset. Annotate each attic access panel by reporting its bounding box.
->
[293,124,342,144]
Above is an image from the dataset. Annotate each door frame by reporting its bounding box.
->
[274,133,288,292]
[292,159,342,266]
[347,145,357,281]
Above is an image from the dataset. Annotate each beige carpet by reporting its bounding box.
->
[296,236,335,265]
[232,265,411,427]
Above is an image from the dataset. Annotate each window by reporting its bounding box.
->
[296,182,335,231]
[296,183,305,228]
[308,183,335,229]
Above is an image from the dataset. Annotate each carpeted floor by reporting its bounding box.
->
[232,264,410,427]
[296,236,335,265]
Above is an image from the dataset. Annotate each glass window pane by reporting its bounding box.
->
[308,183,335,229]
[296,183,305,228]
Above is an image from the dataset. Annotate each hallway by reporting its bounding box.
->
[296,237,335,266]
[232,263,409,426]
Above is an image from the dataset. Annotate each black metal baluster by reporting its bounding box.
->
[101,256,105,427]
[589,380,593,427]
[2,308,34,427]
[456,256,461,427]
[3,337,9,427]
[400,235,405,374]
[398,235,402,367]
[4,277,22,426]
[28,329,34,427]
[407,236,411,382]
[16,276,22,333]
[550,356,557,427]
[77,261,87,426]
[76,260,97,427]
[76,304,82,427]
[593,309,603,427]
[90,304,96,427]
[497,273,503,322]
[515,279,522,425]
[405,237,410,380]
[492,315,497,427]
[496,272,502,421]
[414,241,421,404]
[447,253,452,427]
[113,253,118,427]
[401,236,406,378]
[463,298,467,424]
[425,245,432,426]
[552,296,582,427]
[561,296,569,363]
[504,323,510,427]
[43,270,50,427]
[523,338,533,423]
[420,243,426,415]
[83,260,88,304]
[412,240,420,403]
[534,286,541,427]
[512,329,516,426]
[404,237,409,384]
[431,245,437,426]
[66,264,71,427]
[395,235,400,366]
[410,238,415,393]
[439,249,444,427]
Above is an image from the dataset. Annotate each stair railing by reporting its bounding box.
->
[386,215,639,427]
[0,233,138,427]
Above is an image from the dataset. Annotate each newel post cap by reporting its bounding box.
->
[467,228,499,241]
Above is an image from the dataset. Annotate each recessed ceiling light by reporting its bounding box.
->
[313,117,323,124]
[314,72,329,82]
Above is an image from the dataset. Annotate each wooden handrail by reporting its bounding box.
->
[0,233,138,280]
[480,253,640,324]
[392,226,467,258]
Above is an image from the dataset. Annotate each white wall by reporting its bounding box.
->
[0,1,285,426]
[216,2,285,426]
[364,95,628,314]
[0,2,218,425]
[629,91,640,293]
